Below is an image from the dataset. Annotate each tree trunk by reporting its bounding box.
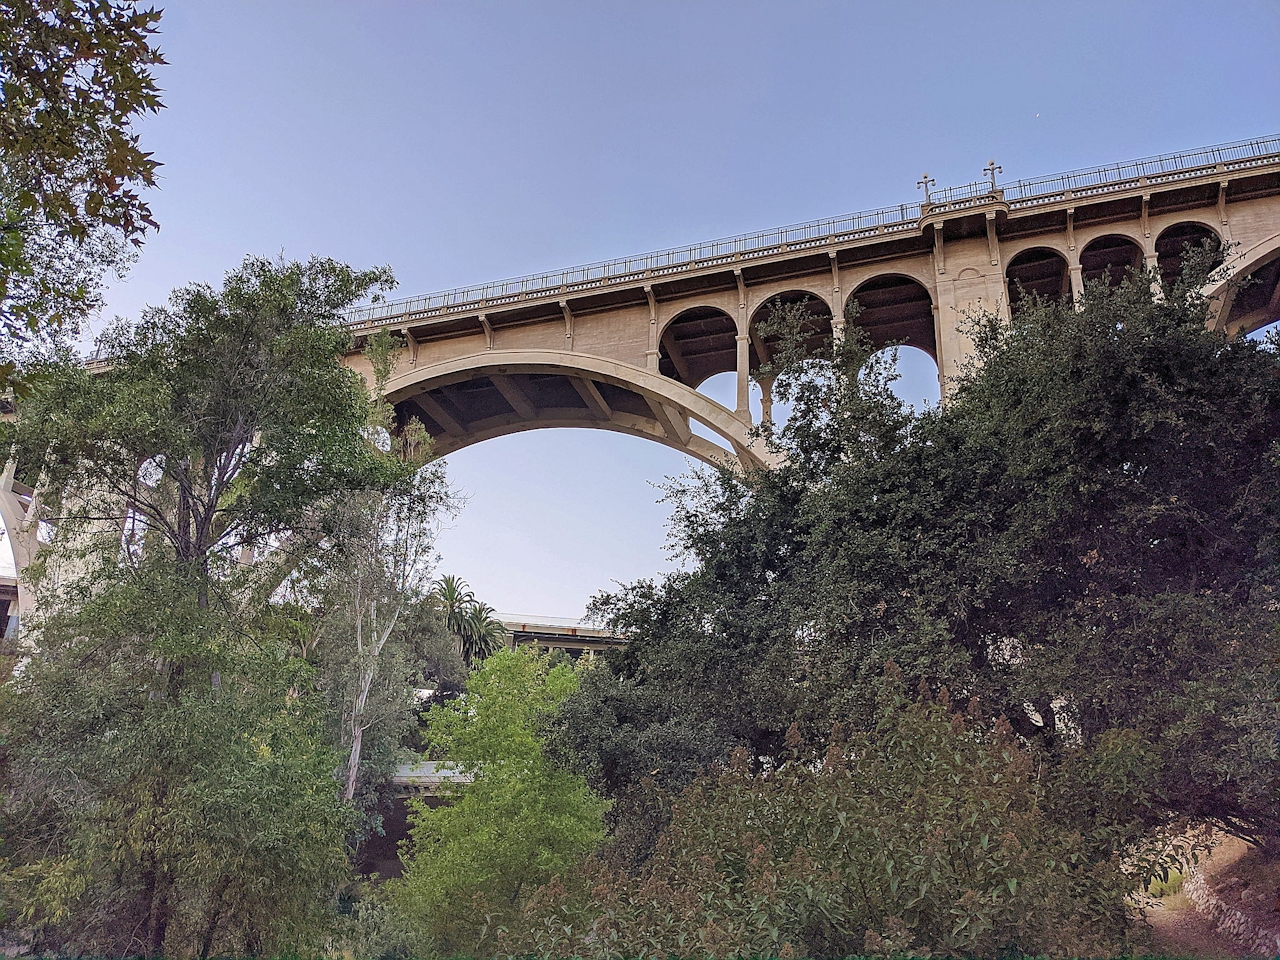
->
[198,874,232,959]
[343,609,399,801]
[145,871,172,958]
[344,714,367,802]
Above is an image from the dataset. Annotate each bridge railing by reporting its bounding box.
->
[928,134,1280,208]
[345,134,1280,328]
[343,201,925,326]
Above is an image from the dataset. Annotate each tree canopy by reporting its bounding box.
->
[0,0,165,381]
[563,254,1280,855]
[389,648,609,956]
[0,256,451,957]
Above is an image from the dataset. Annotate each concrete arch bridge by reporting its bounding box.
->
[5,136,1280,628]
[342,135,1280,469]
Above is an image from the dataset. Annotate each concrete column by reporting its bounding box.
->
[0,462,44,637]
[1218,182,1233,243]
[1068,242,1084,308]
[735,334,751,423]
[829,251,845,342]
[759,375,774,424]
[644,286,660,371]
[1145,251,1164,300]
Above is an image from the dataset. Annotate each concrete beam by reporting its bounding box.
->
[411,392,465,437]
[570,377,611,421]
[660,329,693,384]
[489,374,537,419]
[645,395,691,444]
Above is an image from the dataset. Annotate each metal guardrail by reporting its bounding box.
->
[346,134,1280,327]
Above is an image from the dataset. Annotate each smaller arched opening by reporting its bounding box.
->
[845,275,937,359]
[1006,247,1069,310]
[747,291,834,373]
[1155,222,1221,286]
[1080,234,1144,288]
[658,305,737,389]
[866,343,941,411]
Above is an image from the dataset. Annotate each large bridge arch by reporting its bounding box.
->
[383,350,777,470]
[1206,230,1280,336]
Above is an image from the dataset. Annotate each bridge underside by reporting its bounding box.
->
[386,353,774,469]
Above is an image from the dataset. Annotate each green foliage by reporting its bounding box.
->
[1145,868,1185,898]
[0,255,411,956]
[297,459,458,810]
[564,256,1280,874]
[505,673,1165,959]
[0,564,351,956]
[388,648,609,955]
[4,254,403,584]
[0,0,166,377]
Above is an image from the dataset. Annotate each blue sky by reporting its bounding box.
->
[22,0,1277,615]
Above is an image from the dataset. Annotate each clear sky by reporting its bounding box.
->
[8,0,1276,613]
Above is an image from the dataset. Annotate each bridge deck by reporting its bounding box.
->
[346,134,1280,335]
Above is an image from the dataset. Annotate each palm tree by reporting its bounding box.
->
[432,574,475,639]
[458,601,507,666]
[430,575,506,667]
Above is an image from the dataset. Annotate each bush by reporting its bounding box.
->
[498,670,1176,959]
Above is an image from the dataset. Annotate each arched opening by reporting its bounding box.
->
[845,275,937,359]
[1006,247,1069,309]
[747,290,834,373]
[658,305,737,389]
[433,428,693,618]
[1155,222,1221,286]
[1080,234,1143,288]
[866,344,942,411]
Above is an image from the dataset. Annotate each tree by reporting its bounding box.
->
[564,252,1280,857]
[430,574,508,667]
[4,254,402,611]
[0,588,351,957]
[433,573,475,636]
[295,331,458,807]
[388,648,609,956]
[458,599,507,666]
[0,1,165,381]
[0,256,406,955]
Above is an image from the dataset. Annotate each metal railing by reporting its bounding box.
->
[345,134,1280,327]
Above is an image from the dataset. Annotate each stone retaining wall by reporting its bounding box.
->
[1185,867,1280,957]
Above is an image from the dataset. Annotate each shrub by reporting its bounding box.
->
[498,671,1175,959]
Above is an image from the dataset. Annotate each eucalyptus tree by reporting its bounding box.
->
[296,332,459,806]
